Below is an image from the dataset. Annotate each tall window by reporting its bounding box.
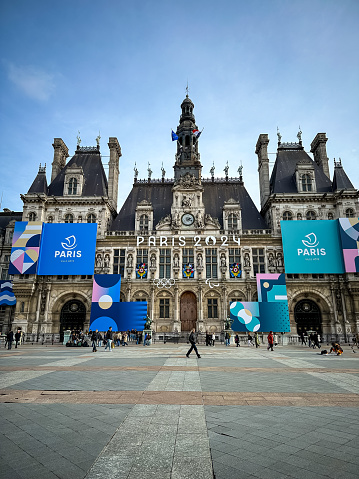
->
[228,213,238,230]
[159,249,171,278]
[229,248,241,267]
[252,248,265,274]
[136,249,148,266]
[113,249,126,275]
[346,208,355,218]
[87,213,96,223]
[206,248,218,278]
[301,174,312,192]
[68,178,77,195]
[207,299,218,318]
[306,210,316,220]
[182,248,194,265]
[160,298,170,318]
[282,211,293,221]
[139,214,149,232]
[64,213,74,223]
[29,212,36,222]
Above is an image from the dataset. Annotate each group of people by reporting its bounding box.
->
[89,327,151,352]
[299,331,322,348]
[4,329,22,349]
[205,331,216,346]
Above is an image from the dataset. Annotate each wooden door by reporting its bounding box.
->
[180,291,197,331]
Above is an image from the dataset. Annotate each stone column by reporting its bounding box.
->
[311,133,330,179]
[108,137,122,210]
[51,138,69,182]
[255,134,270,209]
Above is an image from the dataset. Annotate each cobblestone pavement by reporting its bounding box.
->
[0,343,358,479]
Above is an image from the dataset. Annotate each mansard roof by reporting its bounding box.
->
[110,179,268,231]
[332,162,355,191]
[0,211,22,232]
[270,148,332,194]
[48,147,108,197]
[27,166,48,194]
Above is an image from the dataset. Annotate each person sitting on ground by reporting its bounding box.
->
[329,342,343,356]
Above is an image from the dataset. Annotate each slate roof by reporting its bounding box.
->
[332,164,355,191]
[270,147,333,194]
[27,170,48,194]
[0,211,22,232]
[110,180,268,231]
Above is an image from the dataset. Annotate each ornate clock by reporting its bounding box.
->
[181,213,195,226]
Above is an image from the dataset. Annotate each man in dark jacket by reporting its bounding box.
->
[7,330,14,350]
[186,328,201,358]
[105,327,113,351]
[15,330,21,348]
[91,330,99,352]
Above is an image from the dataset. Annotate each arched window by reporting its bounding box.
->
[139,214,149,232]
[346,208,355,218]
[282,211,293,221]
[29,212,36,222]
[301,174,312,192]
[328,212,334,220]
[47,216,53,223]
[77,216,82,223]
[64,213,74,223]
[68,178,78,195]
[87,213,96,223]
[228,213,238,230]
[306,210,316,221]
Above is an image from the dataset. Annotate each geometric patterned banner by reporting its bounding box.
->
[230,301,290,333]
[256,273,287,302]
[0,280,16,305]
[8,221,43,274]
[89,274,121,331]
[338,217,359,272]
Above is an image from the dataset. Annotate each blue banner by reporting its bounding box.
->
[230,301,290,332]
[281,220,345,274]
[89,302,147,332]
[0,281,16,306]
[37,223,97,275]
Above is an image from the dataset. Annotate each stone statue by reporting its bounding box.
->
[276,253,283,268]
[182,195,192,207]
[244,253,250,268]
[210,163,215,177]
[96,254,102,268]
[161,163,166,179]
[144,315,152,330]
[134,163,138,179]
[174,253,179,268]
[172,212,180,228]
[268,252,275,267]
[127,254,133,268]
[224,317,233,330]
[147,162,152,179]
[196,211,204,228]
[150,253,156,268]
[220,254,226,268]
[237,165,243,177]
[104,254,110,268]
[297,126,302,143]
[224,162,229,177]
[277,127,281,144]
[76,131,81,147]
[96,132,101,147]
[197,253,203,268]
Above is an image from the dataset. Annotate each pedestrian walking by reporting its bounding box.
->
[122,332,128,346]
[267,331,274,351]
[247,333,254,347]
[254,332,260,348]
[235,334,240,347]
[105,327,113,351]
[274,333,278,347]
[91,330,99,352]
[313,332,321,349]
[14,330,21,348]
[299,331,306,345]
[212,332,215,347]
[205,331,211,346]
[186,328,201,358]
[6,330,14,350]
[143,333,147,346]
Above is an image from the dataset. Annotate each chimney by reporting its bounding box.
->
[256,134,270,209]
[51,138,69,182]
[108,137,122,210]
[311,133,330,179]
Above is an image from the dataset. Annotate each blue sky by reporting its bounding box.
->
[1,0,358,212]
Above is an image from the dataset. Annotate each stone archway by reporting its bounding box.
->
[180,291,197,331]
[294,299,322,335]
[60,299,86,341]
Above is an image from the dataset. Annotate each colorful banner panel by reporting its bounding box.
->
[9,222,43,274]
[0,281,16,306]
[90,274,121,330]
[37,223,97,275]
[136,263,147,279]
[183,263,194,278]
[229,263,241,278]
[256,273,287,302]
[338,218,359,272]
[89,302,147,331]
[281,220,345,274]
[230,301,290,332]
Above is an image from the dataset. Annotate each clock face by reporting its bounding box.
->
[182,213,194,226]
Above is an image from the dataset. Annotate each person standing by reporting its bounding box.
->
[105,327,113,351]
[225,331,230,346]
[235,334,240,347]
[313,332,321,349]
[299,331,306,345]
[122,332,128,346]
[267,331,274,351]
[247,333,254,347]
[91,330,99,352]
[254,332,260,348]
[7,330,14,350]
[212,332,215,347]
[186,328,201,358]
[14,330,21,348]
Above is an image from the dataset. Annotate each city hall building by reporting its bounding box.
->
[1,94,359,341]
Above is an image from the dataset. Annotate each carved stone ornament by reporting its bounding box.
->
[174,172,200,188]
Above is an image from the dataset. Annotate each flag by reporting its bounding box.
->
[192,129,202,138]
[171,130,178,141]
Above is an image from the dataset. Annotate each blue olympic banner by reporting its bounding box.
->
[281,220,345,274]
[37,223,97,275]
[230,301,290,333]
[89,301,148,332]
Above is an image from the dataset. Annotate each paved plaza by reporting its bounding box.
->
[0,342,358,479]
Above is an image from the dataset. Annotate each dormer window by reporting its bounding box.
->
[29,212,36,222]
[306,210,316,220]
[302,174,312,192]
[346,208,355,218]
[139,214,149,232]
[64,213,74,223]
[68,178,77,195]
[228,213,238,230]
[87,213,96,223]
[283,211,293,221]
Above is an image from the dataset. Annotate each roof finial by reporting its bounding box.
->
[277,127,282,146]
[76,131,81,148]
[96,131,101,147]
[186,80,189,98]
[238,163,243,178]
[134,162,138,179]
[161,162,166,179]
[147,162,152,179]
[224,161,229,178]
[210,162,215,178]
[297,126,302,144]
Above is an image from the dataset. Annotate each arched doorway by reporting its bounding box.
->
[180,291,197,331]
[60,300,86,341]
[294,299,322,335]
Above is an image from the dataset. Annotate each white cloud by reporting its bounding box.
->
[7,63,55,101]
